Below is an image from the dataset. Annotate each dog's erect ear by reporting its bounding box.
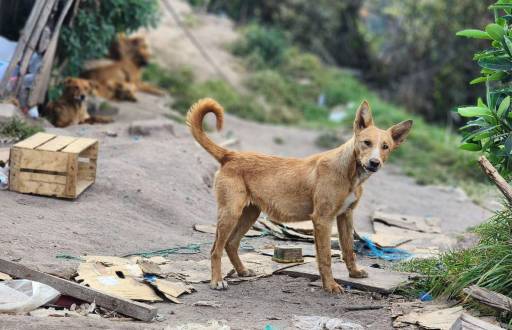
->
[388,120,413,147]
[353,100,374,133]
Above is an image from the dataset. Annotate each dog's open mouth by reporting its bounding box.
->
[363,165,379,173]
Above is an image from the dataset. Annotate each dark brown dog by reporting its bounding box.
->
[187,98,413,294]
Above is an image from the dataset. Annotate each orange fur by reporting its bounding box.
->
[81,35,164,101]
[188,98,413,294]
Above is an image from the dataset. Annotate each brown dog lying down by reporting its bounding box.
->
[43,78,113,128]
[187,98,413,294]
[81,34,164,101]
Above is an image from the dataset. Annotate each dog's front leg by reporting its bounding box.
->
[337,210,368,278]
[312,218,343,294]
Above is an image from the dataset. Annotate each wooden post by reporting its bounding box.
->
[463,285,512,313]
[478,156,512,204]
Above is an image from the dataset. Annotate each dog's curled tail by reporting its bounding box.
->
[187,98,229,163]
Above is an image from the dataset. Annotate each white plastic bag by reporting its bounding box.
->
[293,315,364,330]
[0,280,60,314]
[0,164,8,190]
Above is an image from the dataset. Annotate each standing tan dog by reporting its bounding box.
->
[187,98,412,294]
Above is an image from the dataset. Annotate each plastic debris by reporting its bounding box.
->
[293,315,364,330]
[419,292,433,302]
[0,164,8,190]
[360,236,412,261]
[0,280,60,314]
[27,106,39,119]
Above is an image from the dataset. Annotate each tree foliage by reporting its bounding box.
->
[58,0,159,76]
[457,0,512,180]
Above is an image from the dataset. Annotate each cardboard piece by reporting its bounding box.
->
[151,279,194,304]
[279,261,412,293]
[0,272,12,281]
[372,211,441,233]
[194,223,263,237]
[76,262,161,302]
[159,253,313,283]
[450,313,503,330]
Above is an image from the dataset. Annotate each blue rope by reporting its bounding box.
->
[361,236,412,261]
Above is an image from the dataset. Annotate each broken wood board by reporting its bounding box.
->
[0,259,157,321]
[372,211,441,233]
[279,261,412,293]
[151,279,194,304]
[159,253,314,284]
[257,218,338,243]
[463,285,512,313]
[450,313,503,330]
[137,259,162,276]
[194,223,262,237]
[76,262,161,302]
[394,304,463,330]
[258,246,340,258]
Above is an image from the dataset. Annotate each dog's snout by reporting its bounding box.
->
[80,94,86,101]
[369,158,381,168]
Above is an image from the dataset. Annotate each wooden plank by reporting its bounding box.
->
[29,0,73,106]
[37,136,77,151]
[14,132,56,149]
[17,171,67,185]
[450,313,503,330]
[62,138,98,154]
[65,153,77,197]
[0,0,45,95]
[15,179,66,197]
[75,179,94,197]
[0,259,158,321]
[79,142,99,159]
[17,148,68,172]
[278,261,411,293]
[463,285,512,312]
[78,162,96,180]
[8,148,22,192]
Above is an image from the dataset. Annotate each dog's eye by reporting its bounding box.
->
[382,143,389,150]
[363,140,372,147]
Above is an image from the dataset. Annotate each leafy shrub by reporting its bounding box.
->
[58,0,159,76]
[0,117,43,141]
[457,1,512,180]
[232,24,288,69]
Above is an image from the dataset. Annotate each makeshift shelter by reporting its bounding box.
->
[0,0,75,109]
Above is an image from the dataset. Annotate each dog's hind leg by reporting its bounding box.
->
[210,177,247,290]
[225,204,260,277]
[337,210,368,279]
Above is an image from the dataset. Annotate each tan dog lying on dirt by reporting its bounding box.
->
[81,34,164,101]
[43,78,113,128]
[187,98,413,294]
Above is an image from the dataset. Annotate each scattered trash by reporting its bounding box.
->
[0,280,60,314]
[27,106,39,119]
[392,303,463,329]
[360,236,412,261]
[293,315,364,330]
[124,243,202,258]
[192,300,221,308]
[150,279,194,304]
[29,307,82,318]
[0,273,12,281]
[0,164,8,190]
[171,319,230,330]
[419,292,433,302]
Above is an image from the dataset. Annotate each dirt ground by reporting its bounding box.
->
[0,2,496,329]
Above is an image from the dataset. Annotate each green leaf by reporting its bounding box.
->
[477,98,486,108]
[470,77,487,85]
[456,29,492,40]
[478,56,512,71]
[459,143,481,151]
[486,23,506,41]
[498,96,511,118]
[457,106,491,117]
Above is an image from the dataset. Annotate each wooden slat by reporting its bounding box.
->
[78,161,96,180]
[463,285,512,312]
[62,138,97,154]
[14,132,56,149]
[0,0,45,95]
[75,179,94,196]
[0,259,158,321]
[36,136,77,151]
[17,171,67,185]
[65,153,77,197]
[18,148,68,172]
[29,0,73,106]
[8,148,22,192]
[16,180,66,197]
[450,313,503,330]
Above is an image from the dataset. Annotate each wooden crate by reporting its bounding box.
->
[9,132,98,199]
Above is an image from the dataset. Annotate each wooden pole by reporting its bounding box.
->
[478,156,512,204]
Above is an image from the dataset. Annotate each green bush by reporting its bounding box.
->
[0,117,43,141]
[232,24,288,69]
[58,0,159,76]
[457,1,512,180]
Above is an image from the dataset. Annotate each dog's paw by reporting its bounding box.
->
[349,268,368,278]
[210,280,228,290]
[324,281,344,294]
[238,268,257,277]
